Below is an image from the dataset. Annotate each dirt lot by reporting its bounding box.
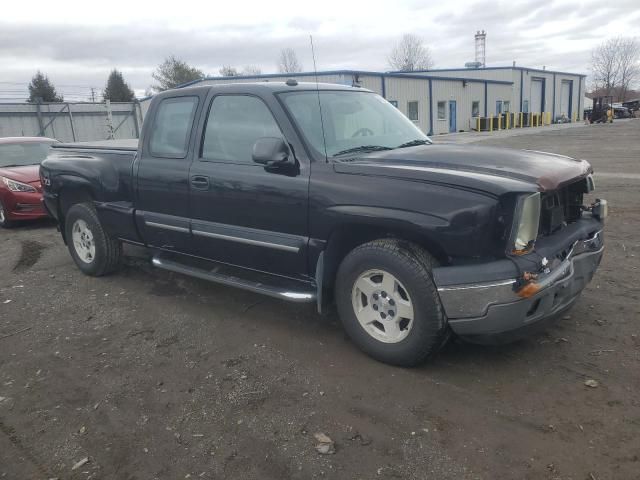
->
[1,120,639,480]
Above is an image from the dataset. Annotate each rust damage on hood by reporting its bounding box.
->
[525,150,593,192]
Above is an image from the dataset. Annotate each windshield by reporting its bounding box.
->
[280,90,430,158]
[0,141,55,167]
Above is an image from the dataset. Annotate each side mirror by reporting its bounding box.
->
[252,137,291,166]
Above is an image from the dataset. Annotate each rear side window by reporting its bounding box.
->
[149,96,198,158]
[202,95,282,164]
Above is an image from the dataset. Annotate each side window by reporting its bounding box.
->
[504,100,511,112]
[149,96,198,158]
[202,95,282,164]
[471,101,480,117]
[437,101,446,120]
[407,101,419,122]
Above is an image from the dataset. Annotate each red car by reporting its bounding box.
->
[0,137,58,228]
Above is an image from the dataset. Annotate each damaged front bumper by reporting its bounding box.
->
[433,216,604,343]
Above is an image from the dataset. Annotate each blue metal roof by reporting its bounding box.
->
[388,66,587,78]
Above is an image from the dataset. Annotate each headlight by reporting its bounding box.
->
[512,193,541,252]
[1,176,37,193]
[586,174,595,193]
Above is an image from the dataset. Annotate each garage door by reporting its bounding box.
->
[560,81,572,119]
[530,79,543,114]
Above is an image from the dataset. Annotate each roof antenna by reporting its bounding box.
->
[310,34,329,162]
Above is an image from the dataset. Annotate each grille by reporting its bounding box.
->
[539,180,585,236]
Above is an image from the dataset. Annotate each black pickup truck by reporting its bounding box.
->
[40,82,606,366]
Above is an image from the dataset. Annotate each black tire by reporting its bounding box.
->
[0,199,14,228]
[65,203,122,276]
[335,239,449,367]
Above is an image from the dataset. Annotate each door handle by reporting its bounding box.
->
[190,175,210,190]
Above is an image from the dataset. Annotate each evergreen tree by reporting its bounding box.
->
[103,69,135,102]
[27,71,63,103]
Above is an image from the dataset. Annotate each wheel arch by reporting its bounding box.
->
[317,221,448,310]
[56,178,96,243]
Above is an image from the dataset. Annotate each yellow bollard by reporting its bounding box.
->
[529,112,532,127]
[547,112,551,125]
[519,112,523,128]
[477,116,480,132]
[506,112,510,129]
[498,114,502,130]
[489,115,493,132]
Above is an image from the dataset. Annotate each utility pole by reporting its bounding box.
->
[105,99,115,139]
[90,87,96,103]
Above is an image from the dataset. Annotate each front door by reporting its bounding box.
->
[135,94,201,252]
[448,100,457,133]
[188,93,310,279]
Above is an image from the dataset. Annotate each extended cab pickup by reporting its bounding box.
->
[40,82,606,366]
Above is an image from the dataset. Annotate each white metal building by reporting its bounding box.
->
[140,66,585,137]
[407,66,586,125]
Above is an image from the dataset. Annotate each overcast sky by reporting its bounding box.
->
[1,0,639,100]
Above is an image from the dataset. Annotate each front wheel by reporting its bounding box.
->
[0,199,13,228]
[65,203,122,276]
[335,239,449,366]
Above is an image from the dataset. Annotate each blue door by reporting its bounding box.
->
[449,101,457,133]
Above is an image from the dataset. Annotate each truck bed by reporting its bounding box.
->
[53,138,139,151]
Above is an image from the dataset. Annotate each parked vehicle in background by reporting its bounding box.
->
[613,106,632,119]
[40,83,606,366]
[621,99,639,114]
[0,137,57,228]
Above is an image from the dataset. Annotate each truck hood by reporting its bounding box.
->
[0,165,40,184]
[333,144,592,195]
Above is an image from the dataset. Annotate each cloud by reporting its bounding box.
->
[0,0,638,95]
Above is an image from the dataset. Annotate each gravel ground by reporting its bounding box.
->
[1,119,639,480]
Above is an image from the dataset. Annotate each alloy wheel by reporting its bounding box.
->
[351,269,415,343]
[72,219,96,264]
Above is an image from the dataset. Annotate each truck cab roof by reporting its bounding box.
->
[157,81,372,98]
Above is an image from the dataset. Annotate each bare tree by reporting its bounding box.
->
[591,38,623,97]
[591,37,640,101]
[618,38,640,102]
[243,65,262,75]
[219,65,241,77]
[388,34,434,72]
[277,48,303,73]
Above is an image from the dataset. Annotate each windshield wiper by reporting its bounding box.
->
[332,145,394,157]
[396,139,432,148]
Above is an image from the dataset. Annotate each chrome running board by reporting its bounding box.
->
[151,253,316,303]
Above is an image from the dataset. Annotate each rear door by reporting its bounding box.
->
[187,92,310,279]
[135,93,202,252]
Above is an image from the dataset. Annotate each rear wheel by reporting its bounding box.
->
[335,239,449,366]
[0,199,13,228]
[65,203,122,276]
